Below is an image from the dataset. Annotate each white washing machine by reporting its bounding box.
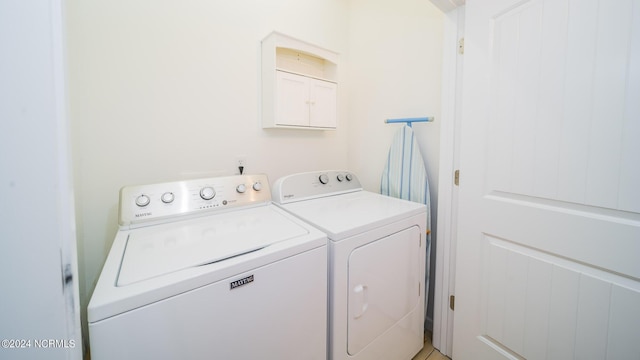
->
[88,174,327,360]
[272,170,427,360]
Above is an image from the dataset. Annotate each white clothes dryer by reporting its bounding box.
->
[88,174,327,360]
[272,170,427,360]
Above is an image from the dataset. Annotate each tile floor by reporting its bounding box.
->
[412,332,449,360]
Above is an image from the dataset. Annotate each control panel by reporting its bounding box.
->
[271,170,362,204]
[119,174,271,228]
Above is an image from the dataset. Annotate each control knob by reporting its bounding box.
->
[346,173,353,181]
[200,186,216,200]
[319,174,329,185]
[337,174,345,182]
[236,184,247,193]
[135,194,150,207]
[161,192,175,203]
[252,182,263,191]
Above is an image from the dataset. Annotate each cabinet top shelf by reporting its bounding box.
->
[275,68,338,84]
[262,31,339,66]
[263,31,339,83]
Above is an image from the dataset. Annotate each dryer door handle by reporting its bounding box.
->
[352,284,369,319]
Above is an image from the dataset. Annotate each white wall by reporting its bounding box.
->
[67,0,443,353]
[346,0,443,326]
[346,0,443,193]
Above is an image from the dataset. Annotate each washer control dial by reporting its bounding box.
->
[337,174,345,182]
[319,174,329,184]
[200,186,216,200]
[135,194,150,207]
[346,173,353,181]
[252,182,263,191]
[161,192,175,203]
[236,184,247,193]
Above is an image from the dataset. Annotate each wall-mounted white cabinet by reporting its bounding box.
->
[262,32,339,130]
[276,71,337,128]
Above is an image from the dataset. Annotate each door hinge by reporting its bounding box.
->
[458,38,465,55]
[449,295,455,311]
[454,170,460,186]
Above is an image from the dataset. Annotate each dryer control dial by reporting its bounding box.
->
[200,186,216,200]
[252,182,263,191]
[236,184,247,193]
[319,174,329,184]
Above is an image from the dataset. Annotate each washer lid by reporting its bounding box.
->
[117,205,309,286]
[280,190,425,240]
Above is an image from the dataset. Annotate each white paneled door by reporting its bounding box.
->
[454,0,640,359]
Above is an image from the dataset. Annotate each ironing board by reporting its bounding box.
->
[380,124,431,323]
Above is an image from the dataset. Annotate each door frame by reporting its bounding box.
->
[432,2,465,357]
[1,0,82,358]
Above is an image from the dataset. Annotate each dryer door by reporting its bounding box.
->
[347,226,422,355]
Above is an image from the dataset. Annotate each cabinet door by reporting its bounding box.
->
[309,78,337,128]
[276,71,309,127]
